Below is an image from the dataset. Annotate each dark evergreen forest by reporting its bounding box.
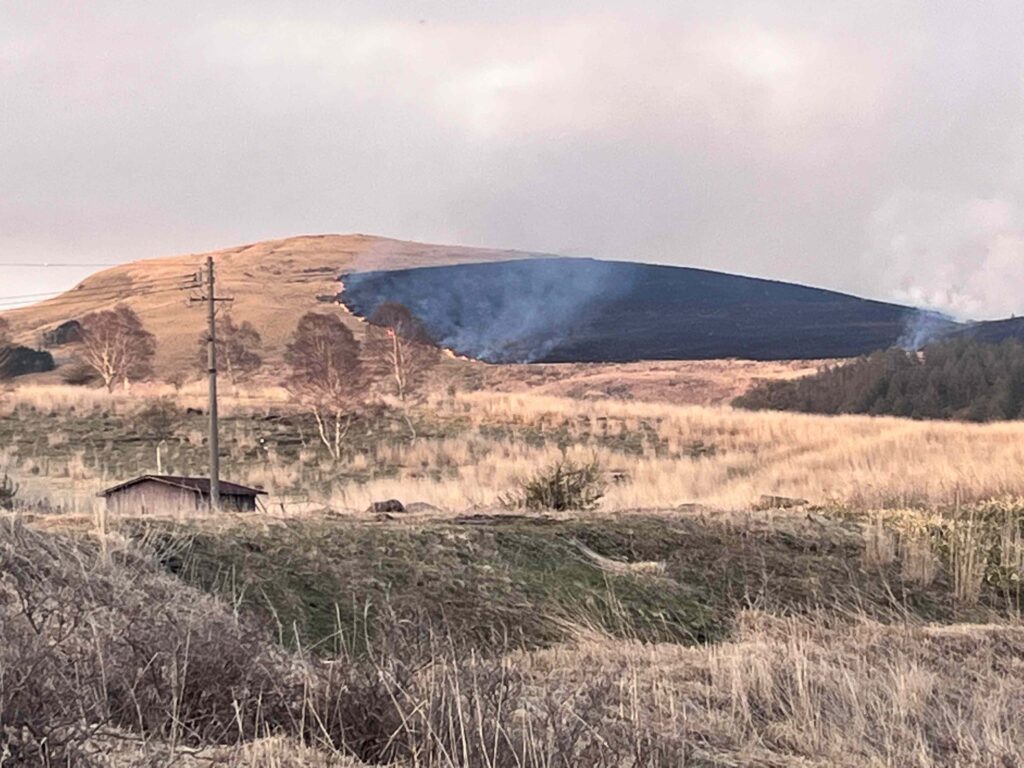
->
[734,339,1024,422]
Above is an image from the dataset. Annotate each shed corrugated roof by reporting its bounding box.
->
[101,475,264,497]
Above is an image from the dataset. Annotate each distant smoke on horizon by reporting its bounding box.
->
[896,310,958,352]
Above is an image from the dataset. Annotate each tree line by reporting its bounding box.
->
[64,302,440,454]
[734,338,1024,422]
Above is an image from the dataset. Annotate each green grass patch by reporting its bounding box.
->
[124,513,969,658]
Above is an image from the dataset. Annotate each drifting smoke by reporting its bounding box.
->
[341,257,957,364]
[341,258,632,363]
[896,310,959,351]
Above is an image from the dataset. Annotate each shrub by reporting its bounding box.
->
[0,346,55,379]
[60,361,102,386]
[0,473,17,510]
[135,398,179,440]
[41,320,84,348]
[502,459,605,511]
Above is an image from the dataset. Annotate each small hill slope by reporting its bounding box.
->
[1,235,532,378]
[13,233,1024,376]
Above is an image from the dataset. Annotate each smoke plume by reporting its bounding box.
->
[341,258,631,363]
[896,310,959,351]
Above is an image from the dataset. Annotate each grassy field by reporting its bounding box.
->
[5,378,1024,765]
[5,382,1024,515]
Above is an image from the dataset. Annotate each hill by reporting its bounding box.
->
[8,233,1024,381]
[340,258,952,362]
[952,315,1024,345]
[1,235,532,379]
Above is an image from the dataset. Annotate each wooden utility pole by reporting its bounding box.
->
[190,256,232,511]
[206,256,220,510]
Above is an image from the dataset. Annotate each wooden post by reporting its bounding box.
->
[206,256,220,511]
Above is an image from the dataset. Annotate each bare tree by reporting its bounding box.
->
[284,313,363,460]
[364,302,440,425]
[79,305,156,392]
[196,313,263,385]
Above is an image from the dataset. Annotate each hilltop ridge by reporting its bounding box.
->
[2,234,533,377]
[6,233,1024,381]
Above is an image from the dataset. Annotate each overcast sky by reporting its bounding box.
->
[3,1,1024,318]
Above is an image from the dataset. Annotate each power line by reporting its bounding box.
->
[0,287,185,308]
[0,262,122,267]
[0,272,339,307]
[0,276,194,304]
[0,273,202,301]
[0,285,187,309]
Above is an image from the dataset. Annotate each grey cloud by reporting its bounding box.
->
[2,1,1024,318]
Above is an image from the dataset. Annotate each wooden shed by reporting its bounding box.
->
[100,475,264,515]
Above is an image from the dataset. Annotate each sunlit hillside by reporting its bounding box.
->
[1,234,532,377]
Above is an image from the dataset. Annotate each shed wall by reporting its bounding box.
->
[104,480,258,514]
[105,480,203,515]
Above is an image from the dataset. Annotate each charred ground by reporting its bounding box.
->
[340,258,950,363]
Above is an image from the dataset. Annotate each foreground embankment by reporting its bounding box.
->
[4,509,1024,766]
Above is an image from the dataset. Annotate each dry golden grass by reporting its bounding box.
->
[43,614,1024,767]
[84,735,360,767]
[0,382,290,415]
[8,381,1024,515]
[330,391,1024,512]
[518,613,1024,767]
[474,357,830,406]
[7,454,1024,766]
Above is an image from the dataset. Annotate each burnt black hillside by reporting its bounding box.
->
[951,316,1024,345]
[340,258,953,363]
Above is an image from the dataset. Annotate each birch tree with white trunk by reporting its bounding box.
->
[79,305,156,392]
[364,302,440,437]
[283,313,363,460]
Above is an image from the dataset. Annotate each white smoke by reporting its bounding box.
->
[871,194,1024,321]
[896,310,957,351]
[342,258,633,363]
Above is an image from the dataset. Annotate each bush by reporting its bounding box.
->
[136,398,179,440]
[0,473,17,510]
[60,361,101,386]
[41,320,84,348]
[0,346,55,379]
[0,521,303,765]
[502,459,605,511]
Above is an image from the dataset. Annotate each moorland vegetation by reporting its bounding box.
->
[737,338,1024,421]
